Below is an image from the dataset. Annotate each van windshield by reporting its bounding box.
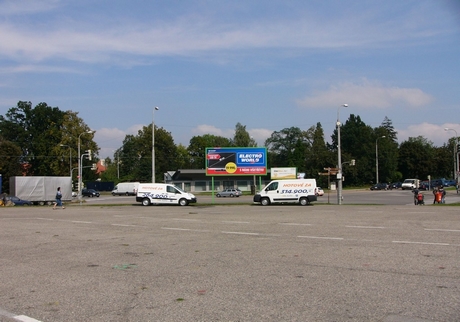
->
[174,185,186,193]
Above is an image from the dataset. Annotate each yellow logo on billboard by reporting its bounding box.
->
[225,162,237,174]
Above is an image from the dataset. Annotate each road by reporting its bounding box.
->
[78,188,460,206]
[1,200,459,321]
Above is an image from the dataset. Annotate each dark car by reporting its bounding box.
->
[370,183,389,191]
[81,189,100,197]
[419,181,430,190]
[6,196,32,206]
[389,182,402,189]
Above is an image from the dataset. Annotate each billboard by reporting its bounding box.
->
[271,167,297,179]
[206,147,267,176]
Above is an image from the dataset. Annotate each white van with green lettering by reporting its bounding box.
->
[253,179,317,206]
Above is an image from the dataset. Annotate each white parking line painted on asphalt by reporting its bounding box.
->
[346,225,385,229]
[392,240,450,246]
[424,229,460,232]
[161,227,210,232]
[0,308,42,322]
[297,236,344,240]
[14,315,42,322]
[222,221,250,224]
[172,218,201,222]
[72,221,92,224]
[222,231,260,236]
[111,224,137,227]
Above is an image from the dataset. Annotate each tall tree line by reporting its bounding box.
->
[0,101,456,193]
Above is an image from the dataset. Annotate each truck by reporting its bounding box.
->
[401,179,420,190]
[10,176,73,205]
[136,183,197,206]
[253,179,317,206]
[111,182,140,196]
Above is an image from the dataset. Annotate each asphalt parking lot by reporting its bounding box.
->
[1,204,459,322]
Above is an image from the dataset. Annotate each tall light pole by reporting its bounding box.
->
[375,136,386,184]
[60,144,72,177]
[152,106,159,183]
[337,103,347,205]
[444,128,458,184]
[78,130,94,199]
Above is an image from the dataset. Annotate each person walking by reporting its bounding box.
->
[53,187,65,210]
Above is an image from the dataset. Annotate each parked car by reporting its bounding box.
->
[419,181,430,190]
[5,196,32,206]
[370,183,389,190]
[389,182,402,189]
[316,187,324,196]
[81,189,100,197]
[216,188,242,197]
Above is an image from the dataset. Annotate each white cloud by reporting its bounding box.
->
[249,128,273,145]
[0,0,60,15]
[94,124,144,159]
[297,80,434,110]
[190,125,234,140]
[396,122,460,146]
[0,2,452,65]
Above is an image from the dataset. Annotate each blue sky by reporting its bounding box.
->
[1,0,459,159]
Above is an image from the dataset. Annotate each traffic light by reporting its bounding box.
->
[86,150,92,161]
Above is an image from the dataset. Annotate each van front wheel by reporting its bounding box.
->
[142,198,151,206]
[260,198,270,206]
[179,198,189,206]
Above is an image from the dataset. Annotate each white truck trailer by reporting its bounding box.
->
[10,176,72,205]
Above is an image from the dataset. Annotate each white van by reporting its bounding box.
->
[253,179,317,206]
[112,182,140,196]
[136,183,197,206]
[401,179,420,190]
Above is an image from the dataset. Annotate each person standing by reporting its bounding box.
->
[53,187,65,210]
[440,186,446,204]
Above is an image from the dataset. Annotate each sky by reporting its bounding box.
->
[0,0,459,159]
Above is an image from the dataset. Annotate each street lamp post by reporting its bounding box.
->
[60,144,72,177]
[152,106,159,183]
[78,130,94,199]
[444,128,458,184]
[337,103,347,205]
[375,136,386,184]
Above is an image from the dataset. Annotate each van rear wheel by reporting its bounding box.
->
[299,197,309,206]
[142,198,150,206]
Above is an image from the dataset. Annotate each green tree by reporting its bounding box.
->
[398,136,436,179]
[0,102,98,178]
[331,114,374,186]
[306,122,335,183]
[264,127,311,170]
[0,139,23,193]
[175,144,192,169]
[117,124,178,182]
[375,117,400,183]
[187,134,232,169]
[232,122,256,147]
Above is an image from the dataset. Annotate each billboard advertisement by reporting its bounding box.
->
[206,147,267,176]
[271,167,297,179]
